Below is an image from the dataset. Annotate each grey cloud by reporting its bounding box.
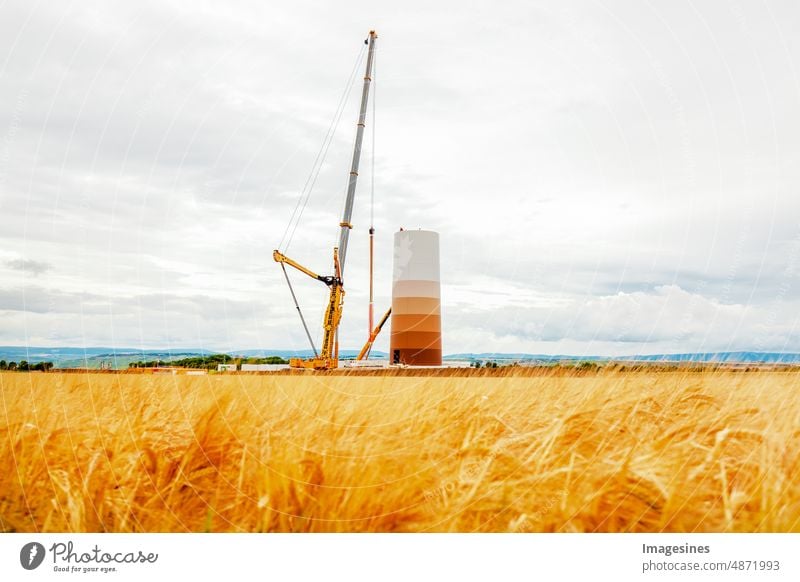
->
[0,287,109,314]
[6,259,52,276]
[0,284,287,350]
[0,286,272,320]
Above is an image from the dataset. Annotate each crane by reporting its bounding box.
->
[356,306,391,361]
[274,31,378,370]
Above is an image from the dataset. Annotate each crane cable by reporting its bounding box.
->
[275,43,365,355]
[367,46,377,352]
[277,43,366,253]
[280,263,318,357]
[370,45,376,230]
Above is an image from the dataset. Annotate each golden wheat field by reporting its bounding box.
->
[1,368,799,533]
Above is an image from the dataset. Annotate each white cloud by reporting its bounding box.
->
[444,284,800,355]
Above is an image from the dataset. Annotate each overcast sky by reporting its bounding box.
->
[1,0,799,356]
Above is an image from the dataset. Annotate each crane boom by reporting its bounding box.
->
[272,250,322,281]
[338,30,377,278]
[356,306,391,361]
[274,31,378,371]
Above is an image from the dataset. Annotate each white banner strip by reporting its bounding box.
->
[1,533,798,581]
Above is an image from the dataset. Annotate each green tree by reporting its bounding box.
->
[18,360,29,371]
[7,361,17,371]
[0,360,6,370]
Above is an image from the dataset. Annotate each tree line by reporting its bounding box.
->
[128,354,288,370]
[0,360,54,371]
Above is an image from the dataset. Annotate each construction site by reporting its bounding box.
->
[272,31,443,372]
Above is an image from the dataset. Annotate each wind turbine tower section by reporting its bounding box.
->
[390,229,442,366]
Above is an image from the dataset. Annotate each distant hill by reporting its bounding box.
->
[616,352,800,364]
[0,346,387,369]
[0,346,215,360]
[444,352,800,364]
[0,346,215,369]
[1,347,798,369]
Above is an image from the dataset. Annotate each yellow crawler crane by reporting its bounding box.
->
[273,249,344,369]
[274,31,377,370]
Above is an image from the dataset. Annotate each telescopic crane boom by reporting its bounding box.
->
[274,31,378,370]
[356,306,391,361]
